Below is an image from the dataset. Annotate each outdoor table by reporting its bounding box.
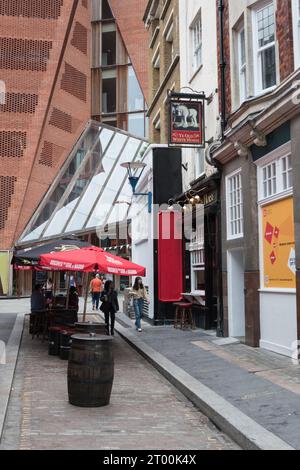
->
[181,292,206,307]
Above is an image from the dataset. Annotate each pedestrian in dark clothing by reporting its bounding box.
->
[31,284,46,312]
[100,280,119,336]
[68,286,79,323]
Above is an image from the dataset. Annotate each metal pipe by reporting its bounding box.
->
[218,0,227,139]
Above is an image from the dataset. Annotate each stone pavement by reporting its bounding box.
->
[0,316,238,450]
[113,313,300,450]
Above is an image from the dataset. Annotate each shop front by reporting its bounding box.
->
[175,172,223,334]
[213,70,300,357]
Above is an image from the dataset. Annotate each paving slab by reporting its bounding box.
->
[0,319,238,450]
[113,314,298,450]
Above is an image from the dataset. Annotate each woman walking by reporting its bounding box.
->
[100,280,119,336]
[130,277,149,332]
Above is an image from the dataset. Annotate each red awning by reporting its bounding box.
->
[158,211,183,302]
[39,246,146,277]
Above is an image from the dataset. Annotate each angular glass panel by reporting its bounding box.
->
[19,122,148,244]
[86,138,141,228]
[43,198,80,237]
[128,66,144,112]
[20,221,48,243]
[22,125,100,237]
[65,132,128,232]
[128,112,145,138]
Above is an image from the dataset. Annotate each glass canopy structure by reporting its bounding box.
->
[18,121,149,245]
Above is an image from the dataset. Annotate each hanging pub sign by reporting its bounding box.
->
[168,91,206,148]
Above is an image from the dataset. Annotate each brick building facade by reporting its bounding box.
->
[143,0,181,143]
[214,0,300,358]
[0,0,91,253]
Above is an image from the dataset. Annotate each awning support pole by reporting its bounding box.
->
[83,273,89,322]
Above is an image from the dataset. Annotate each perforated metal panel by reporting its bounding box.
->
[61,63,87,102]
[0,176,17,230]
[0,131,27,158]
[0,38,52,71]
[0,0,64,19]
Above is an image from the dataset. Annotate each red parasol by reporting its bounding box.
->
[39,246,146,277]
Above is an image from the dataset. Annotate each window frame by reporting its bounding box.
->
[195,147,205,179]
[226,169,244,241]
[190,9,203,73]
[292,0,300,69]
[189,223,205,294]
[257,142,293,204]
[256,142,294,293]
[252,1,277,95]
[237,25,247,103]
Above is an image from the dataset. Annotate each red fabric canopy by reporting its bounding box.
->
[158,211,183,302]
[39,246,146,277]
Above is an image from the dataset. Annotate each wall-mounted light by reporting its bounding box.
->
[121,161,152,213]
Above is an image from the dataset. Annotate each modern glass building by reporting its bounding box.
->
[19,120,149,244]
[91,0,148,138]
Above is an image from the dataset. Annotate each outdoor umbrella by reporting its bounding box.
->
[39,246,146,277]
[39,246,146,321]
[12,238,92,267]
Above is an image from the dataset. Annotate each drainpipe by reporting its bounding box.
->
[218,0,227,139]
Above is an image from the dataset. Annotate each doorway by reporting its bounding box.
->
[228,249,245,339]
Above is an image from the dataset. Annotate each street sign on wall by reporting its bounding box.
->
[168,92,205,148]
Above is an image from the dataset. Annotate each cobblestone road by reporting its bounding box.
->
[0,321,239,450]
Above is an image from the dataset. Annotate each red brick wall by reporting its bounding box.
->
[216,0,232,122]
[0,0,91,250]
[108,0,149,101]
[276,0,294,81]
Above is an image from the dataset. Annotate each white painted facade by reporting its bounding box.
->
[255,142,297,357]
[130,146,155,320]
[178,0,220,191]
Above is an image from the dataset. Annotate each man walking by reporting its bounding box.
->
[89,274,103,310]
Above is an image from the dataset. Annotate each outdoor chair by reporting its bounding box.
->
[173,302,195,330]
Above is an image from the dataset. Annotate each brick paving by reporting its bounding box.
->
[125,322,300,449]
[0,319,239,450]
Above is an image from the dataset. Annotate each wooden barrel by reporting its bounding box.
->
[68,334,114,407]
[60,329,75,361]
[75,322,107,336]
[48,326,62,356]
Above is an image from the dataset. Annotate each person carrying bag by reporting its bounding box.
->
[129,277,149,332]
[100,280,119,336]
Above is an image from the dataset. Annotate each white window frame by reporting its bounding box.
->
[292,0,300,69]
[195,147,205,179]
[189,223,205,294]
[256,142,293,204]
[256,141,295,293]
[252,1,277,95]
[190,9,202,73]
[226,169,244,240]
[238,25,247,103]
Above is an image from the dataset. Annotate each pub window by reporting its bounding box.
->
[253,1,277,94]
[189,224,205,293]
[258,149,293,200]
[226,170,243,239]
[292,0,300,68]
[238,25,247,103]
[190,10,202,72]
